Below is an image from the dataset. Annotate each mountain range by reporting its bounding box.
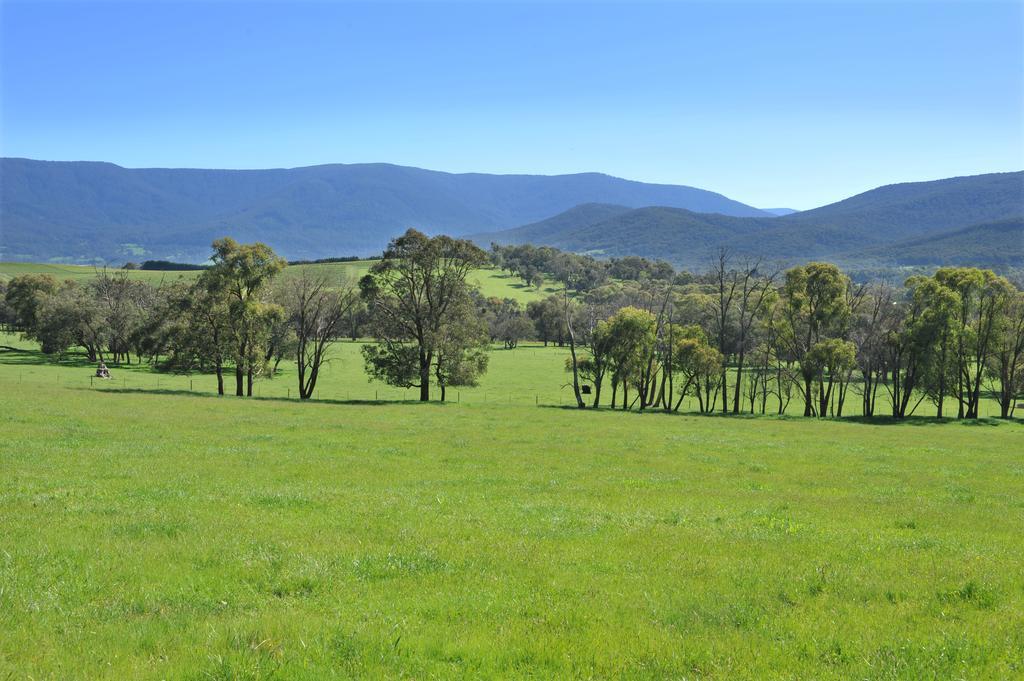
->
[472,172,1024,270]
[1,158,1021,271]
[0,158,767,263]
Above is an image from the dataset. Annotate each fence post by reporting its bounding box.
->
[535,395,538,406]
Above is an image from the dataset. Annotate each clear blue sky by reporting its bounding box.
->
[2,1,1021,209]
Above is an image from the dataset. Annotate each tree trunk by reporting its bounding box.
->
[247,369,254,397]
[720,368,729,413]
[419,350,431,401]
[733,353,744,414]
[235,366,244,396]
[565,302,586,409]
[216,364,224,396]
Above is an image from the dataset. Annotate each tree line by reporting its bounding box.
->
[558,253,1024,420]
[2,232,1023,419]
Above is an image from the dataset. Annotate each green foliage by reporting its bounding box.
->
[198,238,288,395]
[361,342,421,388]
[4,273,59,331]
[361,230,489,400]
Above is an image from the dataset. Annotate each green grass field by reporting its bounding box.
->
[2,262,1022,678]
[2,359,1022,679]
[0,261,558,304]
[0,328,1013,418]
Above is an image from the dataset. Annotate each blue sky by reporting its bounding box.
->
[1,1,1021,209]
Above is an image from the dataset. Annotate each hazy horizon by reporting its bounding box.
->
[7,154,1023,214]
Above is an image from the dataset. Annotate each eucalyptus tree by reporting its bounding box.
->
[668,324,722,413]
[708,249,739,413]
[601,306,657,410]
[163,281,234,395]
[572,317,614,408]
[851,283,900,417]
[4,273,58,334]
[779,262,850,416]
[433,294,490,402]
[482,297,534,349]
[91,269,151,364]
[526,296,566,346]
[731,260,779,413]
[360,229,488,401]
[562,292,587,409]
[805,338,857,417]
[199,238,287,396]
[887,276,959,418]
[32,281,106,360]
[987,291,1024,419]
[281,270,358,400]
[0,280,12,332]
[934,267,1015,418]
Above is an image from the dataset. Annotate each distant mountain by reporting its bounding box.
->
[776,171,1024,242]
[0,158,768,263]
[475,171,1024,270]
[761,208,798,216]
[477,206,777,264]
[468,203,634,246]
[850,218,1024,268]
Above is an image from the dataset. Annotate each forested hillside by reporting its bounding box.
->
[0,158,767,263]
[477,171,1024,269]
[854,218,1024,268]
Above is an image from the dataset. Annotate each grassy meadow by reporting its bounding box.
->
[2,362,1023,679]
[2,261,1023,678]
[1,328,1014,417]
[0,261,559,305]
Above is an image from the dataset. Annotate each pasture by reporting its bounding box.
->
[2,259,1022,679]
[1,334,1024,679]
[0,261,559,305]
[0,330,1013,417]
[1,367,1023,679]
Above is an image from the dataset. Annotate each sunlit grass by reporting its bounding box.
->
[0,261,558,304]
[1,367,1022,679]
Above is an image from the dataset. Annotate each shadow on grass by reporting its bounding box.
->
[0,345,146,370]
[537,404,1020,426]
[9,342,1021,426]
[74,385,449,408]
